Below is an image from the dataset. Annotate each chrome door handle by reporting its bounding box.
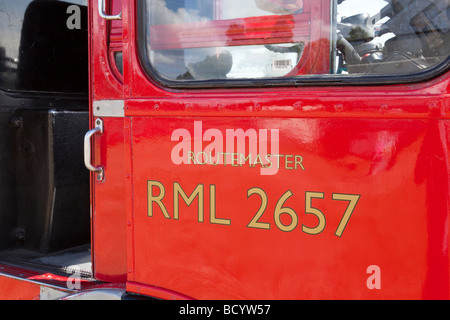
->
[98,0,122,20]
[84,118,104,181]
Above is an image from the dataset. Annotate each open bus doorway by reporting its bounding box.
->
[0,0,92,283]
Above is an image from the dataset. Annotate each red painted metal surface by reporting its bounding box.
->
[89,0,127,282]
[88,0,450,299]
[0,274,41,300]
[123,105,450,299]
[0,264,103,300]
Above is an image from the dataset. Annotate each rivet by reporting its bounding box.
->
[334,104,343,112]
[429,102,438,110]
[293,102,302,110]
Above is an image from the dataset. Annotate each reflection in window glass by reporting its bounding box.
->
[145,0,307,80]
[0,0,88,93]
[142,0,450,83]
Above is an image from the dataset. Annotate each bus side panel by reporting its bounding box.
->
[122,0,450,300]
[126,115,449,299]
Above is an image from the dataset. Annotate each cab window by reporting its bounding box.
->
[139,0,450,85]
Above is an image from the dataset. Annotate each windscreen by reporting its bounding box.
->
[140,0,450,84]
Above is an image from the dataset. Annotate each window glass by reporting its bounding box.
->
[0,0,88,93]
[141,0,450,84]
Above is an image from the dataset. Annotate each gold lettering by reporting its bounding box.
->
[240,153,252,166]
[210,185,231,225]
[295,155,305,170]
[253,154,263,167]
[188,151,196,164]
[285,155,293,170]
[196,151,208,165]
[231,153,240,167]
[272,154,283,169]
[173,182,204,222]
[148,180,170,219]
[221,152,230,165]
[209,152,220,166]
[264,154,273,168]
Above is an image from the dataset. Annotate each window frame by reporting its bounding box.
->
[136,0,450,90]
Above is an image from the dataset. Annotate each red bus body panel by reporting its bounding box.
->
[122,85,450,299]
[88,0,450,299]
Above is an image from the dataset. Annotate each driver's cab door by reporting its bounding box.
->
[87,0,127,282]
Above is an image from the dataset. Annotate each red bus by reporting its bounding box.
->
[0,0,449,300]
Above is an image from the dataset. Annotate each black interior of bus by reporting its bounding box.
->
[0,0,92,278]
